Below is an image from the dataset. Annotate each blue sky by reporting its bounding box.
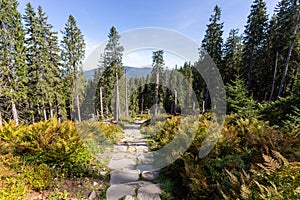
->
[17,0,279,70]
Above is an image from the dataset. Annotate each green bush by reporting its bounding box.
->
[0,118,121,199]
[145,115,300,199]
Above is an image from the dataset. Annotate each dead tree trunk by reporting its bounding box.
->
[278,7,299,97]
[269,51,279,101]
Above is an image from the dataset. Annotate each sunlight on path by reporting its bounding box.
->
[106,121,161,200]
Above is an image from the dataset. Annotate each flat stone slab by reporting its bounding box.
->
[110,169,140,184]
[126,181,153,188]
[137,154,154,164]
[136,164,153,172]
[108,159,136,169]
[106,184,136,200]
[137,184,161,200]
[111,152,136,160]
[113,144,128,152]
[127,146,137,152]
[136,146,149,153]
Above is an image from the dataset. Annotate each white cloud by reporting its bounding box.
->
[123,50,186,68]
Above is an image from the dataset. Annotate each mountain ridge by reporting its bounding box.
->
[83,66,152,80]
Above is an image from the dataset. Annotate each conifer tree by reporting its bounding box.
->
[24,4,63,122]
[277,0,300,97]
[201,5,224,110]
[61,15,86,121]
[226,76,256,118]
[201,5,223,67]
[242,0,268,95]
[96,26,124,122]
[0,0,27,125]
[223,29,243,84]
[152,50,164,118]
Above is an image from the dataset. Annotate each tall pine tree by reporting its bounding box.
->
[201,5,223,110]
[96,26,124,122]
[61,15,86,121]
[0,0,27,125]
[152,50,164,118]
[242,0,268,97]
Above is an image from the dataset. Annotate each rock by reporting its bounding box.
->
[124,195,135,200]
[111,152,137,160]
[136,164,153,172]
[127,146,137,152]
[137,184,161,200]
[108,159,136,169]
[142,169,160,180]
[137,192,160,200]
[127,181,153,188]
[113,144,128,152]
[110,169,140,184]
[136,146,149,153]
[137,154,154,164]
[88,190,96,199]
[106,184,136,200]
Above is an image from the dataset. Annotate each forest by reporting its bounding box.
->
[0,0,299,199]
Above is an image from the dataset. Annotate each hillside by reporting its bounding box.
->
[84,66,152,80]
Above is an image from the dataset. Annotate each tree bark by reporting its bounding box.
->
[269,51,279,101]
[140,94,144,115]
[42,99,47,121]
[278,7,299,97]
[154,66,159,118]
[76,94,81,122]
[125,69,129,117]
[49,102,54,118]
[99,86,104,120]
[10,88,19,125]
[12,101,19,125]
[114,72,120,122]
[174,89,177,115]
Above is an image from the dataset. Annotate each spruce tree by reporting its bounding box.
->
[223,29,243,84]
[61,15,86,121]
[201,5,223,67]
[242,0,268,96]
[201,5,224,110]
[24,4,63,122]
[226,76,256,118]
[152,50,164,118]
[276,0,300,97]
[0,0,27,125]
[96,26,124,121]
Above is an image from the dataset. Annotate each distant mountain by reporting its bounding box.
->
[83,69,95,80]
[83,66,152,80]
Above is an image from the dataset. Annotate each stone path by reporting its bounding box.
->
[106,122,161,200]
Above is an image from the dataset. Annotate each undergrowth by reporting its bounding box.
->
[0,118,123,199]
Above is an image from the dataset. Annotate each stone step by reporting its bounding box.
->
[106,184,136,200]
[137,184,161,200]
[110,169,140,184]
[108,159,136,170]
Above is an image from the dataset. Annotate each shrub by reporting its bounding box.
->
[145,114,299,199]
